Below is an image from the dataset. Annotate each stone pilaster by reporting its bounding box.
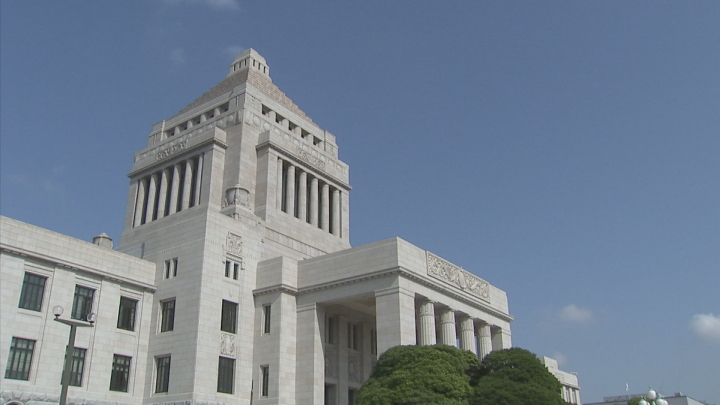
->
[417,300,436,346]
[297,171,307,222]
[133,178,146,227]
[440,309,457,346]
[309,177,319,226]
[156,168,169,219]
[459,317,476,353]
[321,183,330,232]
[477,323,492,359]
[145,173,158,223]
[285,164,295,216]
[331,188,341,236]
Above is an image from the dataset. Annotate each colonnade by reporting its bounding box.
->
[133,154,204,227]
[417,300,498,359]
[276,157,341,236]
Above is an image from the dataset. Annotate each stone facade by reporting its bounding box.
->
[540,356,582,404]
[1,49,514,405]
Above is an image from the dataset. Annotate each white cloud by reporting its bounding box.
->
[559,304,593,323]
[161,0,240,11]
[170,48,187,65]
[225,45,246,59]
[689,313,720,344]
[552,351,567,367]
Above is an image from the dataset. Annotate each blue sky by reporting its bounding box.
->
[1,1,719,402]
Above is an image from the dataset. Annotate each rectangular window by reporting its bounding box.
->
[160,299,175,332]
[61,347,86,387]
[225,260,240,280]
[155,356,171,393]
[217,357,235,394]
[260,365,269,397]
[348,389,357,405]
[18,272,47,311]
[71,286,95,321]
[117,297,138,331]
[326,317,335,344]
[221,300,237,334]
[5,337,35,380]
[110,354,132,392]
[370,328,377,355]
[263,305,271,334]
[164,258,178,279]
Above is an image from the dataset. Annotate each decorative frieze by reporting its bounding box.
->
[156,140,188,161]
[426,252,490,300]
[297,149,326,171]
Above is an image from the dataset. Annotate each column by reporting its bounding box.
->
[309,177,319,226]
[193,154,203,206]
[459,317,476,354]
[491,326,512,351]
[276,157,284,209]
[321,183,330,232]
[181,159,193,210]
[285,164,296,216]
[156,168,169,219]
[297,171,307,222]
[374,286,416,355]
[144,173,158,223]
[417,301,436,346]
[296,303,324,404]
[477,323,492,359]
[440,309,457,346]
[331,188,341,236]
[168,164,181,215]
[133,178,147,227]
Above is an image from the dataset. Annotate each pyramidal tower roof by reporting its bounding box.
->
[176,48,312,123]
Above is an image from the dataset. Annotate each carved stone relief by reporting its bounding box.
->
[226,232,243,257]
[426,252,490,300]
[156,140,188,161]
[297,149,326,171]
[220,333,236,357]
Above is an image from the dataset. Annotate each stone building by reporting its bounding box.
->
[1,49,513,405]
[540,356,582,404]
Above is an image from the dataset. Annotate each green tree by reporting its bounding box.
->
[357,345,474,405]
[469,348,568,405]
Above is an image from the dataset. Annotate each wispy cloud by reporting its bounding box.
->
[559,304,593,323]
[689,313,720,344]
[552,351,568,366]
[161,0,240,11]
[170,47,187,65]
[225,45,246,59]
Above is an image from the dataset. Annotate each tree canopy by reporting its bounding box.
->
[470,348,567,405]
[357,345,569,405]
[356,345,476,405]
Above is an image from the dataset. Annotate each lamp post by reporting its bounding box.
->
[53,305,95,405]
[639,387,668,405]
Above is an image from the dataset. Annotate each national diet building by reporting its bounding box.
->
[1,49,514,405]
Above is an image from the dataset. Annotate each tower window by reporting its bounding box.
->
[221,300,238,334]
[160,299,175,332]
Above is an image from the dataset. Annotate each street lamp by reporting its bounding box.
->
[639,387,668,405]
[53,305,95,405]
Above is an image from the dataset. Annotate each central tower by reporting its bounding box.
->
[118,49,351,403]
